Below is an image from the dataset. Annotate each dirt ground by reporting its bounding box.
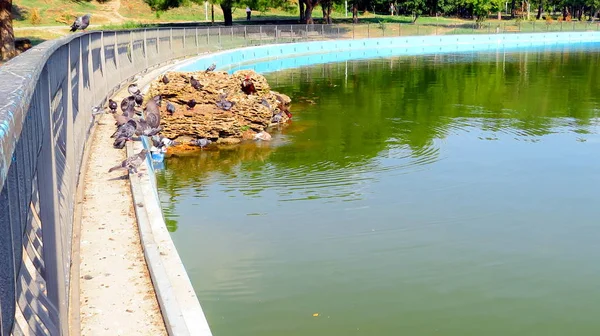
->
[78,96,166,335]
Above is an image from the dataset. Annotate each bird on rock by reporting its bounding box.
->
[254,131,272,141]
[191,138,212,149]
[128,83,141,96]
[261,98,271,110]
[108,99,118,113]
[205,63,216,73]
[190,76,203,90]
[108,149,148,174]
[166,101,176,115]
[216,94,235,111]
[271,112,283,124]
[112,119,137,149]
[70,14,91,32]
[241,75,256,95]
[183,99,197,110]
[161,75,169,84]
[151,135,178,149]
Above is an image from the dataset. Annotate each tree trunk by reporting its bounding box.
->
[412,13,420,23]
[221,4,232,26]
[211,4,214,23]
[327,4,332,24]
[510,0,516,18]
[321,3,328,23]
[498,11,501,20]
[299,0,305,22]
[536,4,542,19]
[304,0,318,24]
[352,2,358,23]
[0,0,16,61]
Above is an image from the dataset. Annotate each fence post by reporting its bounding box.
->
[321,24,324,37]
[259,26,262,44]
[367,22,370,38]
[353,23,355,39]
[218,27,222,49]
[170,28,173,56]
[417,24,419,35]
[156,29,160,56]
[560,21,563,31]
[533,21,535,32]
[183,28,186,52]
[207,27,210,47]
[337,25,340,37]
[398,23,401,36]
[195,27,199,54]
[275,25,278,43]
[113,31,119,71]
[435,23,438,35]
[143,29,148,68]
[129,31,134,67]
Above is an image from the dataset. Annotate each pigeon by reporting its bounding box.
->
[271,112,283,124]
[134,93,143,106]
[241,75,256,95]
[151,135,178,149]
[144,99,161,128]
[166,102,176,115]
[182,99,197,110]
[190,76,202,90]
[161,75,169,84]
[128,84,141,96]
[112,120,137,149]
[254,131,272,141]
[191,138,212,149]
[113,113,130,127]
[135,119,162,137]
[121,96,136,113]
[261,98,271,110]
[278,102,292,119]
[216,99,235,111]
[108,99,118,113]
[91,106,103,115]
[70,14,90,32]
[205,63,216,73]
[108,149,148,174]
[152,95,162,107]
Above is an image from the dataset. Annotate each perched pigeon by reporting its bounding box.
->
[191,138,212,149]
[121,96,136,113]
[151,135,178,149]
[254,131,272,141]
[134,93,143,107]
[205,63,216,73]
[112,120,137,149]
[113,113,130,127]
[161,75,169,84]
[108,99,118,113]
[108,149,148,174]
[261,98,271,110]
[152,95,162,107]
[241,75,256,95]
[70,14,91,32]
[216,99,235,111]
[190,76,202,90]
[128,84,141,96]
[144,99,161,128]
[183,99,197,110]
[166,102,176,115]
[271,112,283,124]
[135,119,162,137]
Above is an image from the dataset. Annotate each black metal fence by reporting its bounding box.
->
[0,23,598,335]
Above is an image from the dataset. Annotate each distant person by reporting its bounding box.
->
[246,6,252,21]
[389,3,395,15]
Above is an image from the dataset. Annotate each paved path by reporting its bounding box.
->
[78,91,167,336]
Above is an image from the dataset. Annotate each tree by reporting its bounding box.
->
[302,0,321,23]
[402,0,428,22]
[0,0,16,61]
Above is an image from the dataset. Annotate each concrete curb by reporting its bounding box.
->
[127,137,212,336]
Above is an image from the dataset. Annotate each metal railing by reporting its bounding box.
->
[0,22,598,335]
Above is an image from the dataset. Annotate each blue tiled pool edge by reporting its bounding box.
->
[176,32,600,73]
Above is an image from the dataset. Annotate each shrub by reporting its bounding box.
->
[29,8,42,25]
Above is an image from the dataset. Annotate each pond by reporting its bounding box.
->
[157,44,600,335]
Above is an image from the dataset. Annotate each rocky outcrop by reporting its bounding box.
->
[145,69,291,147]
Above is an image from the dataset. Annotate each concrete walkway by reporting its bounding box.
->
[78,93,167,335]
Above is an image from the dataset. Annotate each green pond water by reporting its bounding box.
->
[157,45,600,336]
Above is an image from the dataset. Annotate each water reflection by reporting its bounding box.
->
[158,48,600,226]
